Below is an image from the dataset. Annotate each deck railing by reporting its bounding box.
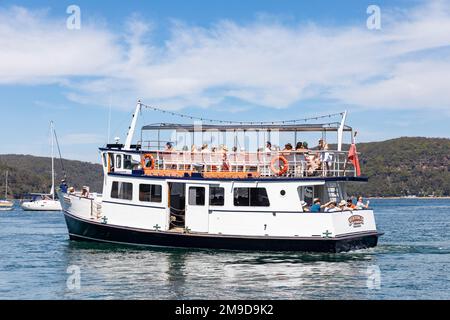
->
[138,150,357,178]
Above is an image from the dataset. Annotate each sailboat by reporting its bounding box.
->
[21,121,62,211]
[0,171,14,211]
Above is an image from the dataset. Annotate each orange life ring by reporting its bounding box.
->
[270,156,289,176]
[141,154,155,170]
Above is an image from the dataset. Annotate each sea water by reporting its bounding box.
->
[0,199,449,299]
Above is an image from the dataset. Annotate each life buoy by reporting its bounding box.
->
[141,154,155,170]
[270,156,289,176]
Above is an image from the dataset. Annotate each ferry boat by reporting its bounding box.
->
[58,101,382,252]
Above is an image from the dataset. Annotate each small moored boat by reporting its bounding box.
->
[21,121,62,212]
[0,171,14,211]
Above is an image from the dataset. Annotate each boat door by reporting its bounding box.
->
[185,184,209,233]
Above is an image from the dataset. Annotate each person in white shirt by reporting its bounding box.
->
[265,141,272,153]
[324,201,339,213]
[356,196,370,209]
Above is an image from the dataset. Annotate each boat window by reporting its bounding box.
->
[209,187,224,206]
[108,153,115,171]
[139,184,162,203]
[116,155,122,169]
[123,155,132,170]
[111,181,133,200]
[188,187,205,206]
[298,186,314,205]
[234,188,270,207]
[102,153,107,167]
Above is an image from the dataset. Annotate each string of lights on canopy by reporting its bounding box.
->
[140,102,345,125]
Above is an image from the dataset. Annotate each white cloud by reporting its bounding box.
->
[1,2,450,111]
[61,133,105,145]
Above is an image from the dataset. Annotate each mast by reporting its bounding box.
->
[51,121,55,200]
[124,100,142,150]
[337,110,348,151]
[5,171,8,199]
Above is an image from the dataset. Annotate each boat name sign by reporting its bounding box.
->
[348,214,364,227]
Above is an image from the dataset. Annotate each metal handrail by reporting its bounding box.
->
[137,149,358,178]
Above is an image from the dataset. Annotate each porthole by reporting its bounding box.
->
[280,190,286,196]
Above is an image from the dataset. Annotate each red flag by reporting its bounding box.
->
[348,143,361,176]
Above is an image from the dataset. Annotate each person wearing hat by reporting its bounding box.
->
[300,200,310,212]
[337,199,353,212]
[59,179,68,193]
[310,198,326,213]
[324,201,339,213]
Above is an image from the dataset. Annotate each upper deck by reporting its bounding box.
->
[100,111,363,180]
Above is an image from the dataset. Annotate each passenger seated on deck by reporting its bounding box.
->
[337,200,353,212]
[306,154,320,176]
[201,144,209,153]
[295,142,308,152]
[300,201,309,212]
[356,196,370,210]
[282,143,293,155]
[310,198,327,212]
[324,201,339,213]
[347,198,357,209]
[81,186,89,198]
[191,144,198,153]
[164,142,174,152]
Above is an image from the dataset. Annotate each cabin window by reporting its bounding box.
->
[233,188,270,207]
[209,187,224,206]
[108,153,115,169]
[111,181,133,200]
[116,155,122,169]
[102,153,107,167]
[188,187,205,206]
[123,155,132,170]
[139,184,162,203]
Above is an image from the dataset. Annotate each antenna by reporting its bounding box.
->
[4,170,8,199]
[107,97,112,144]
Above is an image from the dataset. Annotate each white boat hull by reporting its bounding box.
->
[21,200,62,211]
[0,200,14,211]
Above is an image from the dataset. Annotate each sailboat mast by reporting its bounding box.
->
[5,171,7,199]
[51,121,55,200]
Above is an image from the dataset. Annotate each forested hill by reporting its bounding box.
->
[0,137,449,197]
[0,154,103,197]
[345,137,450,197]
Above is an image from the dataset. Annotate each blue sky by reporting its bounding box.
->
[0,0,449,162]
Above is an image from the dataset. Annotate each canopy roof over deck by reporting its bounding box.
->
[141,122,353,132]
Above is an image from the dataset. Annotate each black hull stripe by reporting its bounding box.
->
[63,211,380,253]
